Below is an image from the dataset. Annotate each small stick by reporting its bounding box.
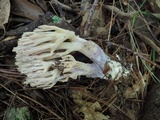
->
[103,5,137,19]
[106,41,160,69]
[50,0,73,11]
[83,0,99,36]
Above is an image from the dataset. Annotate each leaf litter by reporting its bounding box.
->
[0,0,160,120]
[0,0,10,30]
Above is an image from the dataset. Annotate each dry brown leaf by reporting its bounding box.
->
[148,0,160,12]
[0,0,10,30]
[124,83,140,99]
[28,0,47,12]
[12,0,44,20]
[126,109,137,120]
[120,0,128,5]
[156,0,160,8]
[71,89,110,120]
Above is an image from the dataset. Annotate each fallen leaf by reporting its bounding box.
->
[126,109,137,120]
[156,0,160,8]
[0,0,10,30]
[71,89,110,120]
[120,0,128,5]
[148,0,160,12]
[12,0,44,20]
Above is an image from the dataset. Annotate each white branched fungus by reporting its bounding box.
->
[13,25,129,89]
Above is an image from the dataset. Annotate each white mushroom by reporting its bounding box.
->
[13,25,129,89]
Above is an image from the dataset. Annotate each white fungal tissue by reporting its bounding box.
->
[13,25,129,89]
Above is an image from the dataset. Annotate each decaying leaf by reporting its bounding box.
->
[120,0,128,5]
[148,0,160,12]
[29,0,47,12]
[156,0,160,9]
[124,82,141,99]
[11,0,44,20]
[0,0,10,30]
[126,109,138,120]
[71,89,110,120]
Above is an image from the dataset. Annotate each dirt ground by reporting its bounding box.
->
[0,0,160,120]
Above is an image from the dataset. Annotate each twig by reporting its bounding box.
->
[134,31,160,54]
[0,83,63,120]
[105,41,160,69]
[103,5,137,19]
[133,1,160,51]
[19,94,63,120]
[80,0,91,13]
[83,0,99,36]
[103,5,160,54]
[107,0,115,41]
[104,4,160,19]
[50,0,73,11]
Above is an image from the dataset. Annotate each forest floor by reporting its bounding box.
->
[0,0,160,120]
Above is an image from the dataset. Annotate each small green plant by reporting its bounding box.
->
[5,107,32,120]
[52,15,62,24]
